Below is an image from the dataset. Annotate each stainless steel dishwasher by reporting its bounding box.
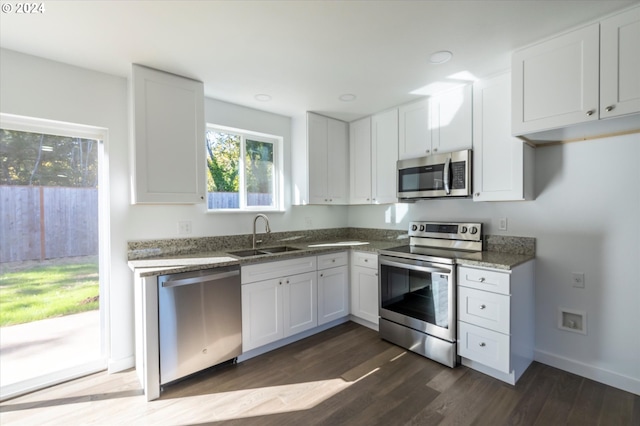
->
[157,265,241,385]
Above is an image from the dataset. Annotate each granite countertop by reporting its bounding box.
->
[128,233,535,277]
[455,251,535,271]
[128,238,403,277]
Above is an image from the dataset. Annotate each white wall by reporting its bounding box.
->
[0,48,348,374]
[0,48,134,371]
[349,134,640,394]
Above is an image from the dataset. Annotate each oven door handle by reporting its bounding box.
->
[379,258,452,275]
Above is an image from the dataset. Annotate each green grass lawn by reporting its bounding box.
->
[0,261,99,327]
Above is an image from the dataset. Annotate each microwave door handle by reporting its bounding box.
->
[443,157,451,195]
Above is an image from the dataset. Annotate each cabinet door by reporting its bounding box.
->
[371,108,398,204]
[308,112,329,204]
[131,64,205,204]
[398,98,432,160]
[600,7,640,118]
[327,118,349,204]
[283,271,317,337]
[241,278,283,351]
[318,265,349,325]
[431,84,473,154]
[473,73,534,201]
[350,265,379,325]
[349,117,372,204]
[512,23,600,135]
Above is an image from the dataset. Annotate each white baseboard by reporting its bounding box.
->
[348,315,378,331]
[534,349,640,395]
[108,355,135,374]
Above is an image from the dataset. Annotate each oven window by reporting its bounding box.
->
[380,263,450,328]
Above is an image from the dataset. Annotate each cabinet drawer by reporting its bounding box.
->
[458,287,510,334]
[352,251,377,269]
[317,251,348,270]
[458,321,510,374]
[458,266,510,295]
[241,256,317,284]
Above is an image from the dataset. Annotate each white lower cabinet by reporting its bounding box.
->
[317,252,349,325]
[350,251,379,327]
[241,257,317,352]
[457,261,534,385]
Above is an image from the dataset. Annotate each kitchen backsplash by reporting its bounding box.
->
[128,227,534,260]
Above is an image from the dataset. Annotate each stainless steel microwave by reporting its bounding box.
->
[397,149,472,200]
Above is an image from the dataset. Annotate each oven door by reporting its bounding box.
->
[379,255,456,342]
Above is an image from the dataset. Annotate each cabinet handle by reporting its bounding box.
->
[364,259,368,262]
[332,259,336,262]
[479,277,486,283]
[479,342,486,347]
[474,192,480,197]
[320,273,323,277]
[479,304,486,310]
[425,149,430,154]
[286,280,290,284]
[605,105,614,112]
[433,148,438,152]
[585,109,595,116]
[279,281,282,285]
[374,273,379,276]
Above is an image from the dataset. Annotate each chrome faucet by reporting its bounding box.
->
[252,214,271,249]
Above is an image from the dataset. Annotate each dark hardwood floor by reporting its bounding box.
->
[1,321,638,425]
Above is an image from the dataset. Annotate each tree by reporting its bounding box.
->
[205,131,239,193]
[0,129,98,187]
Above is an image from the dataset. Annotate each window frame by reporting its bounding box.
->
[205,124,284,213]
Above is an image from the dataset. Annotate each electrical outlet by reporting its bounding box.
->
[498,217,508,231]
[178,220,192,235]
[572,272,585,288]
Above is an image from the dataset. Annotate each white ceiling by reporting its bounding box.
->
[1,0,637,122]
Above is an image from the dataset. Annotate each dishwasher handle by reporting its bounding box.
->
[162,269,240,288]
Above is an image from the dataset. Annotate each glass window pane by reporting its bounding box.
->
[206,131,240,209]
[245,139,274,207]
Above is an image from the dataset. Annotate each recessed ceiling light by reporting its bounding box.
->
[429,50,453,64]
[254,94,272,102]
[339,94,357,102]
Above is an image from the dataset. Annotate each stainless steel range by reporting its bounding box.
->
[378,221,483,367]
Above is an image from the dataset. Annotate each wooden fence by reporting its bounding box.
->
[0,185,98,263]
[208,193,273,209]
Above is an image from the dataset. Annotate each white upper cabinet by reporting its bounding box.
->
[349,116,372,204]
[431,84,473,154]
[600,7,640,119]
[512,6,640,142]
[398,98,432,159]
[131,64,205,204]
[512,23,600,135]
[307,112,349,205]
[371,108,399,205]
[398,85,472,160]
[473,73,534,202]
[349,110,398,205]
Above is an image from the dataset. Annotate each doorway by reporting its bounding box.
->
[0,114,109,401]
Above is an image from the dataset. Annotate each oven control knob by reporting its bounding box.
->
[411,224,418,232]
[470,226,478,235]
[419,225,425,232]
[461,226,468,233]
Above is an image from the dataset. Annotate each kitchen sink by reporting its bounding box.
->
[260,246,300,254]
[228,246,300,257]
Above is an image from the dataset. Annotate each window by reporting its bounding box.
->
[206,125,282,211]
